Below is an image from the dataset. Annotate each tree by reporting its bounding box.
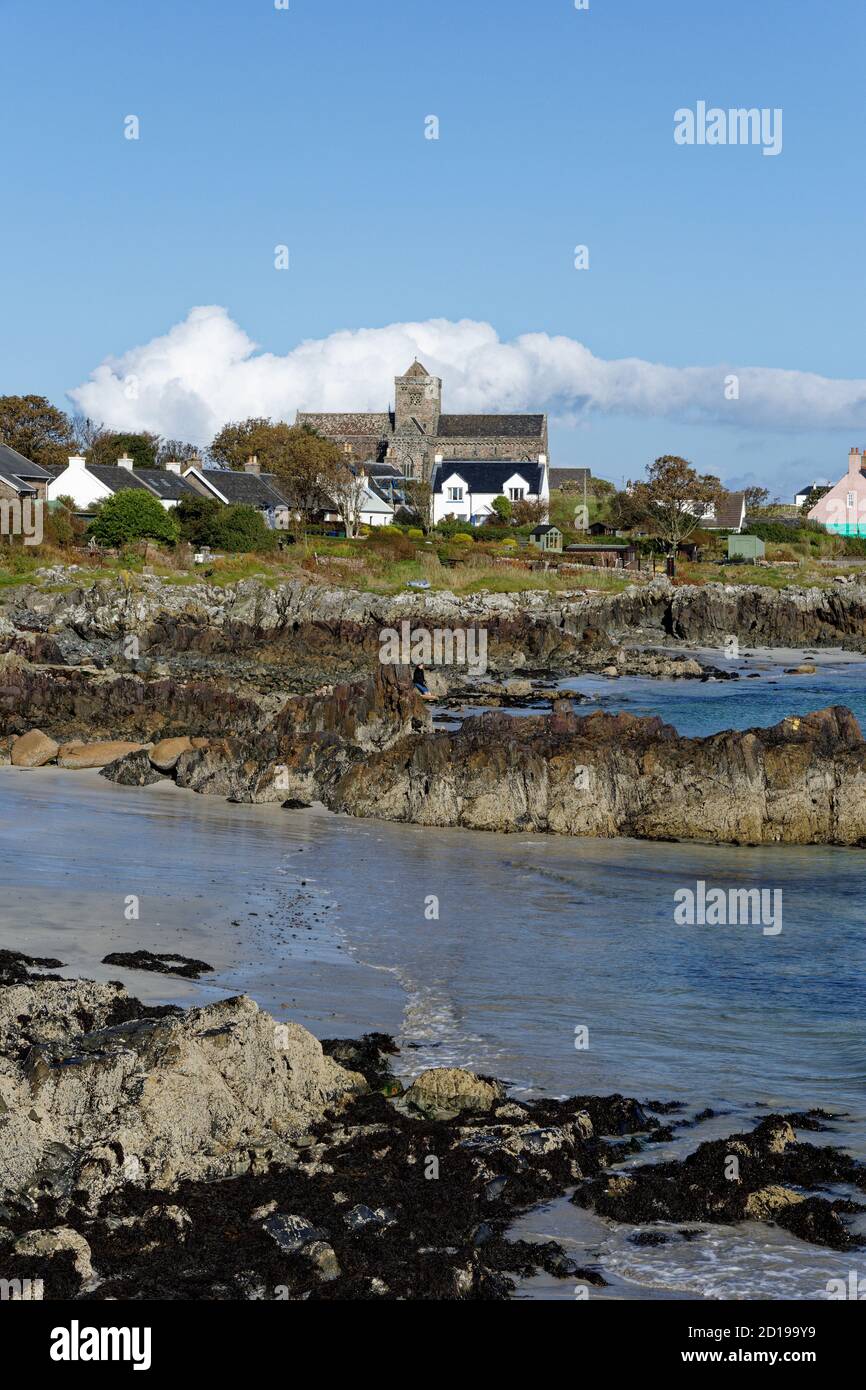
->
[327,463,369,538]
[269,427,343,534]
[210,419,343,534]
[69,413,105,454]
[629,456,723,555]
[401,477,432,533]
[209,418,294,471]
[88,489,180,546]
[606,487,650,532]
[157,438,201,467]
[800,485,830,516]
[87,431,160,470]
[0,395,75,467]
[491,494,513,522]
[511,497,547,527]
[743,486,769,511]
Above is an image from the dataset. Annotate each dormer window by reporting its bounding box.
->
[447,485,464,502]
[508,486,525,501]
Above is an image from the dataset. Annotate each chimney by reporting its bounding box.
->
[164,460,181,475]
[244,455,261,475]
[68,455,86,471]
[117,455,134,471]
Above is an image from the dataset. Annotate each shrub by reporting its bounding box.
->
[407,527,424,540]
[175,495,222,545]
[435,519,475,539]
[88,489,180,546]
[208,504,276,553]
[452,531,473,545]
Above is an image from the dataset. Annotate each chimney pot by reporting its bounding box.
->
[244,455,261,475]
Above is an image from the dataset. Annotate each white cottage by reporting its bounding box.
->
[430,457,549,526]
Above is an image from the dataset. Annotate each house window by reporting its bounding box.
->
[847,491,855,508]
[508,486,525,501]
[447,486,464,502]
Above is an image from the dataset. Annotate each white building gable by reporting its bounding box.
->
[47,457,113,509]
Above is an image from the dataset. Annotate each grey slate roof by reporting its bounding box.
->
[84,466,155,493]
[549,467,592,491]
[432,460,543,496]
[436,414,545,440]
[135,469,200,501]
[0,443,52,493]
[192,469,289,509]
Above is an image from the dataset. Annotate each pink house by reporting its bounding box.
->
[808,448,866,535]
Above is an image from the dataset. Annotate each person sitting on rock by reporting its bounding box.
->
[413,664,431,697]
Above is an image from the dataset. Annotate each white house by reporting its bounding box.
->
[47,455,199,511]
[795,479,830,508]
[430,456,549,527]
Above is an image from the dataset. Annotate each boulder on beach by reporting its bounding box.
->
[403,1067,505,1118]
[11,729,59,767]
[0,987,367,1204]
[57,740,150,769]
[149,736,194,772]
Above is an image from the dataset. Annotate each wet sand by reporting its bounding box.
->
[0,766,404,1038]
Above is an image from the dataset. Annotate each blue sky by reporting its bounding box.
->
[2,0,865,495]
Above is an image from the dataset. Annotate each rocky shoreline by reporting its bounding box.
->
[4,660,866,844]
[2,572,866,844]
[5,573,866,689]
[1,957,861,1301]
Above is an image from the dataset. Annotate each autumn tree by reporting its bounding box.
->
[743,485,770,511]
[630,455,723,555]
[209,418,295,472]
[0,395,75,467]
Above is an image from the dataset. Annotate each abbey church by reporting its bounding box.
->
[296,360,549,481]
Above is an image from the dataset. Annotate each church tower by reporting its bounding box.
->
[394,360,441,435]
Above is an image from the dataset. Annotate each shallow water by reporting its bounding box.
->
[564,647,866,737]
[1,656,864,1301]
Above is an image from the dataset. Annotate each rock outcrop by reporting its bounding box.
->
[327,704,866,845]
[0,998,861,1299]
[6,574,866,689]
[0,982,365,1206]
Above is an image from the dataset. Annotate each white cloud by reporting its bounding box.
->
[68,305,866,445]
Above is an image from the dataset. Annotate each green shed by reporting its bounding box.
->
[727,534,765,561]
[529,524,563,553]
